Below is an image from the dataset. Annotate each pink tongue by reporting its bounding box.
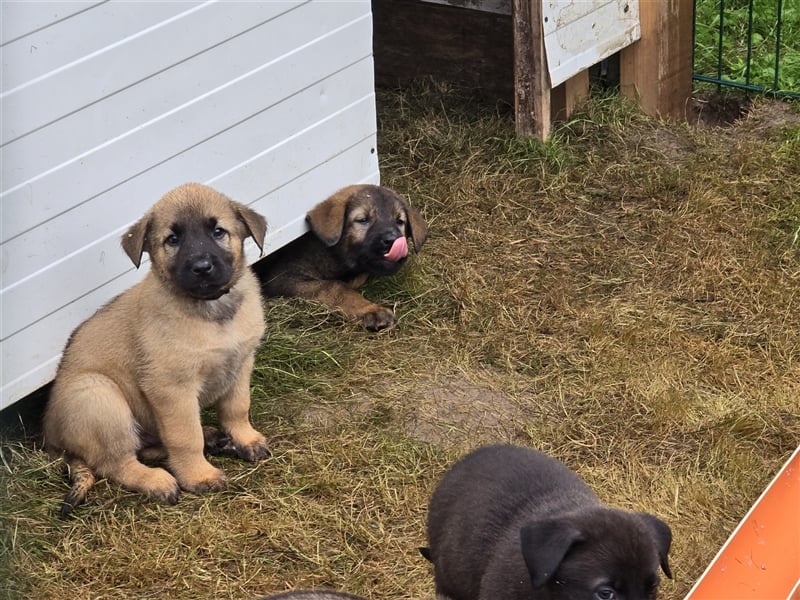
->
[384,236,409,262]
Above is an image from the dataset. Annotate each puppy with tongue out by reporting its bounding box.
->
[255,184,428,331]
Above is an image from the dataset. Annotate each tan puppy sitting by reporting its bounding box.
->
[43,183,270,515]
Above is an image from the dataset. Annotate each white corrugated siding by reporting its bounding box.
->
[0,0,380,409]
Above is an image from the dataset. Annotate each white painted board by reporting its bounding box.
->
[0,0,380,409]
[543,0,640,87]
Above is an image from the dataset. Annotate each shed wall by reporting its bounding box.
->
[0,0,380,409]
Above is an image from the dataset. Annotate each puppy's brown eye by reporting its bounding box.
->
[594,586,616,600]
[354,216,369,224]
[396,217,406,226]
[165,233,179,246]
[212,227,227,239]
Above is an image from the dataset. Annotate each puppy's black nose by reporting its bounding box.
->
[381,235,397,253]
[191,257,214,276]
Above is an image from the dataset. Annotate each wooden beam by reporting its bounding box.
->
[551,69,590,123]
[619,0,694,119]
[512,0,550,140]
[564,69,590,117]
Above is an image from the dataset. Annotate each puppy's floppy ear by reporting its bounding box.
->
[520,519,584,588]
[638,513,673,579]
[121,215,151,268]
[306,187,351,246]
[233,202,268,254]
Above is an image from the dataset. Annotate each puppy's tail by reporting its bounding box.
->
[60,456,96,517]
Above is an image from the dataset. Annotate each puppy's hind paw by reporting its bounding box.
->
[202,426,239,457]
[60,458,96,517]
[361,306,395,331]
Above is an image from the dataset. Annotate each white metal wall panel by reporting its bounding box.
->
[0,2,101,42]
[0,0,380,409]
[543,0,640,87]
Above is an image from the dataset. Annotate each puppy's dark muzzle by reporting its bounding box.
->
[356,243,407,277]
[176,254,233,299]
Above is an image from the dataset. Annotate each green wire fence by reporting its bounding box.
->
[693,0,800,98]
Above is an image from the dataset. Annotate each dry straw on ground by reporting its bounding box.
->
[2,83,799,600]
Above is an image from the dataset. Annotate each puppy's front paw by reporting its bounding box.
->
[150,483,182,505]
[177,464,227,495]
[361,306,395,331]
[142,468,182,505]
[235,436,271,462]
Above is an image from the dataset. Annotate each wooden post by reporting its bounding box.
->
[619,0,694,119]
[512,0,550,140]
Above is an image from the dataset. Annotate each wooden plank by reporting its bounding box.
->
[619,0,693,119]
[564,70,590,116]
[512,0,550,140]
[684,447,800,600]
[551,69,590,122]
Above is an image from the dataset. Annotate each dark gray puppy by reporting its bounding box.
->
[422,444,672,600]
[257,592,364,600]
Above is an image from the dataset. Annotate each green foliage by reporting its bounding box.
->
[694,0,800,93]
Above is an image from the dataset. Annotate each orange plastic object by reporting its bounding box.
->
[685,446,800,600]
